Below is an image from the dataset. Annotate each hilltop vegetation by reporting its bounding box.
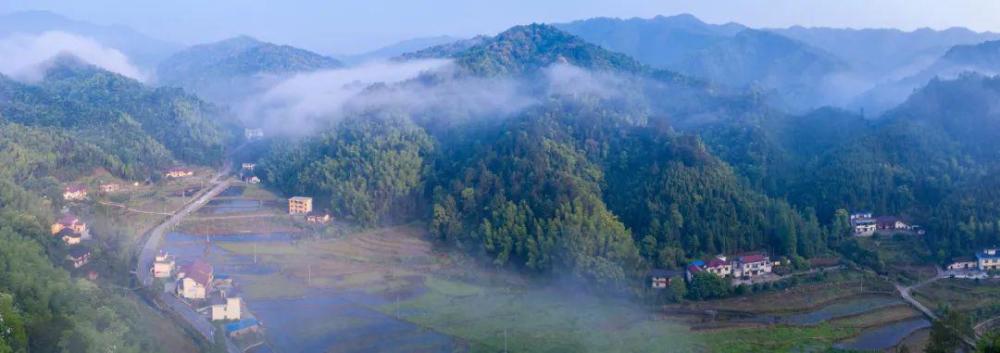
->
[156,36,342,103]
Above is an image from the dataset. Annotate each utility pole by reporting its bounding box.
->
[307,265,312,287]
[253,243,257,264]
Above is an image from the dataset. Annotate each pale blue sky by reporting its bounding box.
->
[3,0,999,54]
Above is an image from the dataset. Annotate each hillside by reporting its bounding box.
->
[554,14,745,68]
[0,57,234,178]
[156,36,343,103]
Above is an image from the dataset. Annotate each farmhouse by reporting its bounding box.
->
[241,163,256,172]
[947,257,978,271]
[977,248,1000,271]
[686,252,773,281]
[67,247,91,269]
[647,269,682,289]
[732,253,772,278]
[210,295,242,321]
[59,228,82,245]
[876,216,910,231]
[152,252,176,278]
[288,196,313,215]
[704,256,732,277]
[176,259,214,299]
[244,176,261,184]
[63,185,87,201]
[850,212,876,236]
[51,214,87,236]
[164,167,194,178]
[306,212,331,224]
[99,183,120,193]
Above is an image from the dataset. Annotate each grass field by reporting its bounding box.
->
[913,278,1000,320]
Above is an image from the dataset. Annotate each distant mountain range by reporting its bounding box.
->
[0,10,181,69]
[156,36,343,103]
[336,36,463,64]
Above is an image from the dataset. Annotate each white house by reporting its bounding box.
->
[210,297,242,321]
[176,260,213,300]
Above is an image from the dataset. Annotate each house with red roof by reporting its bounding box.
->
[176,259,214,299]
[732,253,773,278]
[51,214,87,237]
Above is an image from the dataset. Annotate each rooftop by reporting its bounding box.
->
[290,196,312,202]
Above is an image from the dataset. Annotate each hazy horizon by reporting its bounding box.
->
[3,0,1000,54]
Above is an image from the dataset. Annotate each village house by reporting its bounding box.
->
[244,176,261,184]
[977,248,1000,271]
[648,269,682,289]
[732,253,773,278]
[51,214,87,236]
[99,183,120,193]
[947,257,978,271]
[241,163,256,172]
[686,252,775,282]
[67,247,91,269]
[288,196,313,215]
[876,216,910,232]
[152,252,176,278]
[63,185,87,201]
[850,212,876,236]
[176,259,214,299]
[306,212,331,224]
[210,295,242,321]
[59,228,82,245]
[704,256,732,277]
[164,167,194,178]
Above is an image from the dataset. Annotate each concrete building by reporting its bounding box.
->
[176,260,213,300]
[152,252,176,278]
[732,253,773,278]
[288,196,313,215]
[210,296,242,321]
[977,248,1000,271]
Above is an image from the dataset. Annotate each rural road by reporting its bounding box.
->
[132,162,241,353]
[894,267,978,347]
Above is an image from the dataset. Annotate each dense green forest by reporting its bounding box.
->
[258,24,1000,288]
[0,57,234,179]
[0,59,234,352]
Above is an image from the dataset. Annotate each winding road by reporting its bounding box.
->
[132,162,241,353]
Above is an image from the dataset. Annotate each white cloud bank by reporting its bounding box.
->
[0,31,146,82]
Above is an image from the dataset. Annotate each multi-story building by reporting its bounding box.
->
[288,196,313,215]
[977,248,1000,271]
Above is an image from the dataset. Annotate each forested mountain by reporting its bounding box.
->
[0,10,181,69]
[0,56,234,179]
[260,24,838,286]
[553,14,746,68]
[771,26,1000,80]
[556,16,850,111]
[858,39,1000,114]
[0,55,232,353]
[156,36,343,103]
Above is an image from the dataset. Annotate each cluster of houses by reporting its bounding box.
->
[648,252,777,289]
[51,214,93,269]
[153,253,252,324]
[288,196,331,224]
[850,212,923,236]
[685,252,775,282]
[244,128,264,141]
[947,248,1000,278]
